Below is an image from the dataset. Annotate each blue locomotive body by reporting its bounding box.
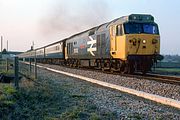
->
[66,23,111,60]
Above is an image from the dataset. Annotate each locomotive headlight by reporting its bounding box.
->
[142,40,146,44]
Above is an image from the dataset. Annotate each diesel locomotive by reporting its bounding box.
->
[18,14,161,74]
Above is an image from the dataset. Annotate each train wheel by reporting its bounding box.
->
[100,59,105,71]
[95,60,101,70]
[110,63,114,73]
[76,60,80,68]
[119,61,126,74]
[110,62,114,73]
[101,63,105,71]
[109,59,115,73]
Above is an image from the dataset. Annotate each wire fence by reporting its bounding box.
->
[0,58,13,73]
[18,58,37,80]
[0,57,38,89]
[0,58,16,87]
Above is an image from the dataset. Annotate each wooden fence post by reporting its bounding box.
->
[29,58,32,76]
[34,52,37,79]
[6,58,9,72]
[14,57,19,89]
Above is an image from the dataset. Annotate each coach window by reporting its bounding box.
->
[56,46,59,50]
[116,24,123,36]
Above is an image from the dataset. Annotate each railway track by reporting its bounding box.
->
[67,66,180,85]
[117,72,180,85]
[142,73,180,84]
[21,61,180,85]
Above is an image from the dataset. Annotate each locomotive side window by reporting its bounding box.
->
[111,26,116,36]
[89,29,95,36]
[116,24,123,36]
[74,41,77,45]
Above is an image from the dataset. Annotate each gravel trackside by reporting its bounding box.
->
[39,63,180,101]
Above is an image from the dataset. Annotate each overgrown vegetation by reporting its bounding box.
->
[0,69,14,76]
[0,84,17,119]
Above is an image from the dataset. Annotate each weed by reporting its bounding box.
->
[3,85,17,95]
[90,113,101,120]
[60,107,83,119]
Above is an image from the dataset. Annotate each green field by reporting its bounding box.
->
[152,61,180,75]
[154,68,180,72]
[152,67,180,76]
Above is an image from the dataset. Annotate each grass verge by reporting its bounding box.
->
[0,76,117,120]
[0,84,17,119]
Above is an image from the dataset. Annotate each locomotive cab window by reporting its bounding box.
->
[124,22,159,34]
[116,24,123,36]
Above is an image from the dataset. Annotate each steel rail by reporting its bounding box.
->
[75,67,180,85]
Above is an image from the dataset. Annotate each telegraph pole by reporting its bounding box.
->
[7,40,8,52]
[14,57,19,89]
[1,36,2,52]
[1,36,3,58]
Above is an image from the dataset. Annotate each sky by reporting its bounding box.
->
[0,0,180,55]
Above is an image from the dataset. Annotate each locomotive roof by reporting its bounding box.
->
[33,14,155,51]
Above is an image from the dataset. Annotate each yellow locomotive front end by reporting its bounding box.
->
[110,14,161,73]
[125,22,160,56]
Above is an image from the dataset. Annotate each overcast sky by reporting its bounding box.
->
[0,0,180,55]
